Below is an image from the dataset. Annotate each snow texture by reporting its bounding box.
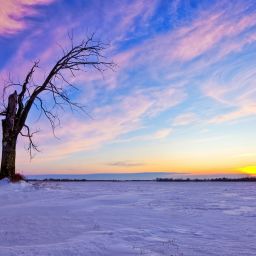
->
[0,181,255,255]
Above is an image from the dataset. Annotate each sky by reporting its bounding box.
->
[0,0,256,177]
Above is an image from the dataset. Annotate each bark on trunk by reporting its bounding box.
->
[0,128,17,178]
[0,91,18,179]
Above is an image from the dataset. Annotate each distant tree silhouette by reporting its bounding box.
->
[0,34,113,179]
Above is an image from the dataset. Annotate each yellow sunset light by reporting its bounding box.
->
[240,166,256,176]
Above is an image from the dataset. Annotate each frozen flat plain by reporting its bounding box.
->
[0,181,255,256]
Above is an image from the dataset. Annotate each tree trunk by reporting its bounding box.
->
[0,91,18,179]
[0,127,17,178]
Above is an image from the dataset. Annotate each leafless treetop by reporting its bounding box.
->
[0,34,114,157]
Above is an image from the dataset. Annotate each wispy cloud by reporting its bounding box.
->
[1,0,256,174]
[0,0,54,36]
[173,112,199,126]
[153,128,172,139]
[202,58,256,123]
[107,161,144,167]
[24,86,183,163]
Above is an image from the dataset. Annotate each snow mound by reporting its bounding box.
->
[0,178,10,186]
[0,178,33,192]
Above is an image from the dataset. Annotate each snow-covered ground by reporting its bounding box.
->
[0,181,255,256]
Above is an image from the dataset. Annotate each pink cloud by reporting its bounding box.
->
[170,11,256,61]
[0,0,154,91]
[0,0,54,36]
[3,0,256,173]
[16,85,185,165]
[203,62,256,124]
[112,127,173,144]
[117,1,256,71]
[104,0,159,42]
[7,0,255,98]
[173,112,199,126]
[209,105,256,124]
[153,128,172,139]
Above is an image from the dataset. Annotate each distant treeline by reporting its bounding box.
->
[28,178,89,182]
[27,179,125,182]
[156,177,256,182]
[27,177,256,182]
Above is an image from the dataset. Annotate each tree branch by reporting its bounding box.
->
[19,124,40,159]
[2,33,114,157]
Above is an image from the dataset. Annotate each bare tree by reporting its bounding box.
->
[0,35,113,179]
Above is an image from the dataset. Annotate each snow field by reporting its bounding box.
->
[0,181,255,255]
